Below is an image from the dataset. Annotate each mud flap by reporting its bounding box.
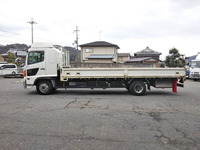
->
[172,79,178,93]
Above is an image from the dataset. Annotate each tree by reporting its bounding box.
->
[0,54,2,61]
[7,52,16,63]
[165,48,186,67]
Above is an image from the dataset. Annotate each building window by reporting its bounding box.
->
[85,49,93,53]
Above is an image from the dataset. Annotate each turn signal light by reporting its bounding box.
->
[23,70,26,77]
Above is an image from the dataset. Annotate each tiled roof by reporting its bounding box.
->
[127,57,152,62]
[134,47,161,55]
[16,51,27,57]
[2,51,27,57]
[86,54,116,59]
[127,57,162,63]
[79,41,120,49]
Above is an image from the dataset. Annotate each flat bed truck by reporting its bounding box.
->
[23,43,185,95]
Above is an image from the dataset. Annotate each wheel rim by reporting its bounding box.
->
[39,83,49,93]
[134,84,143,93]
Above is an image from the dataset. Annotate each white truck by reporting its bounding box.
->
[190,52,200,81]
[23,43,185,95]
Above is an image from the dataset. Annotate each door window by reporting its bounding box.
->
[28,51,44,65]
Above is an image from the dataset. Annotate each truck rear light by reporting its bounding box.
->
[23,70,26,77]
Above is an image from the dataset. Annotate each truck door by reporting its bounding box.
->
[26,51,46,77]
[45,49,57,76]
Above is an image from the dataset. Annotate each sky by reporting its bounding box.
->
[0,0,200,60]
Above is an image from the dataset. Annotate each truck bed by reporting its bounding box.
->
[61,67,185,81]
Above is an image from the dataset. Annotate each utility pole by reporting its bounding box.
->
[27,18,37,44]
[73,26,79,50]
[73,26,80,62]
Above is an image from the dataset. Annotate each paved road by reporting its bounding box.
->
[0,77,200,150]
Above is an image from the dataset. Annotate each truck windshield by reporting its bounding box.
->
[191,62,200,68]
[28,51,44,65]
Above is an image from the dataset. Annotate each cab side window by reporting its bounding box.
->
[28,51,44,65]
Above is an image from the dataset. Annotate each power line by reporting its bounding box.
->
[0,29,21,35]
[0,35,67,46]
[0,34,29,42]
[0,28,69,46]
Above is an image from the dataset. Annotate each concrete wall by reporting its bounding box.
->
[71,62,154,68]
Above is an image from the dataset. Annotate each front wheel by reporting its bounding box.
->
[12,71,16,74]
[129,81,146,96]
[36,80,53,95]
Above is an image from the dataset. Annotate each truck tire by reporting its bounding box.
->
[129,81,146,96]
[12,71,16,74]
[126,86,130,92]
[36,80,53,95]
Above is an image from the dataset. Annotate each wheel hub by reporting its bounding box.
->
[39,83,49,93]
[134,84,143,93]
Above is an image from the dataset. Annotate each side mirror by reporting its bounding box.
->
[0,67,3,70]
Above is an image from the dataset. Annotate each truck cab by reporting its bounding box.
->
[23,43,69,89]
[190,53,200,81]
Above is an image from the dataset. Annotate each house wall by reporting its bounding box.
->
[2,56,26,62]
[82,47,118,62]
[18,56,26,61]
[117,56,130,63]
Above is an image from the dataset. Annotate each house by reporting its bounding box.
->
[79,41,120,63]
[127,47,162,67]
[186,54,198,65]
[15,51,27,62]
[134,46,161,60]
[1,48,27,63]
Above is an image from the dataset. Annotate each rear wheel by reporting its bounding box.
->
[129,81,146,96]
[36,80,53,95]
[126,86,130,92]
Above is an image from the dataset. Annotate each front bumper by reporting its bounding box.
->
[23,79,33,89]
[23,80,27,89]
[190,74,200,79]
